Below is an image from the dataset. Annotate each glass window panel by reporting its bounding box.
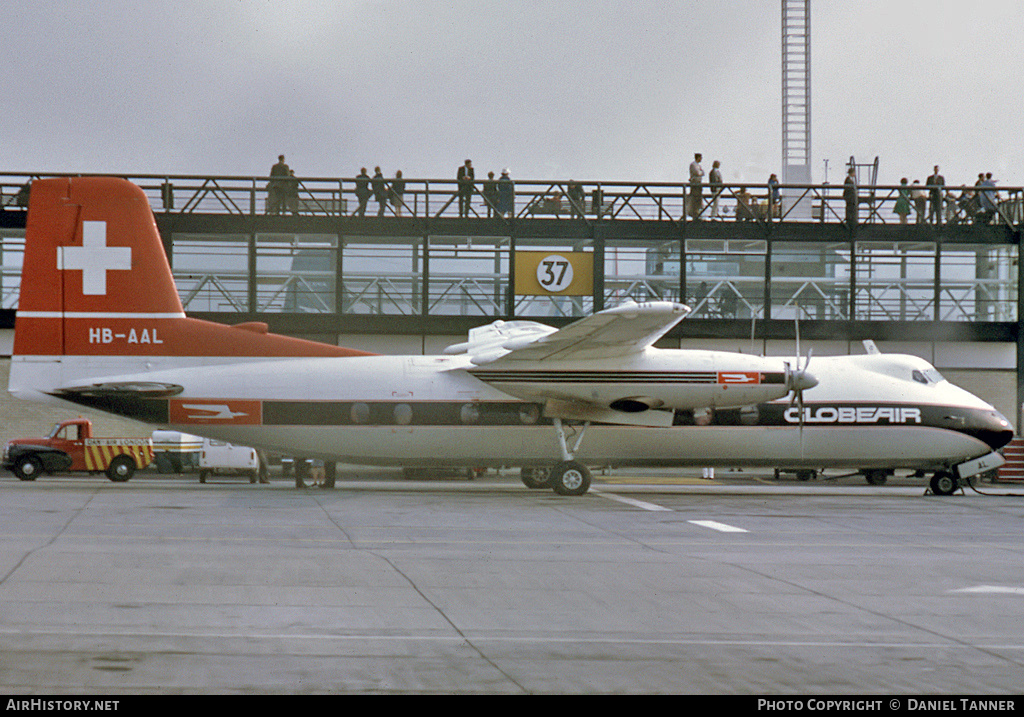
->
[939,244,1017,322]
[854,241,935,321]
[604,239,681,306]
[770,241,851,321]
[0,229,25,310]
[684,239,766,319]
[171,233,250,312]
[341,235,422,315]
[255,233,337,314]
[427,235,509,317]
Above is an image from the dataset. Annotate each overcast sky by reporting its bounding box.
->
[3,0,1021,187]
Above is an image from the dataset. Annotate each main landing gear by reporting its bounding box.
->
[519,418,593,496]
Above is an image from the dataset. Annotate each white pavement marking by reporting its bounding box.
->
[595,491,673,512]
[952,585,1024,595]
[688,519,749,533]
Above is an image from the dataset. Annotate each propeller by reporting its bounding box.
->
[786,313,819,458]
[786,349,817,408]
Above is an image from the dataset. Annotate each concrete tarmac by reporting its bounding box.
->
[2,467,1024,694]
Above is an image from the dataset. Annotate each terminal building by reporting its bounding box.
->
[1,170,1022,430]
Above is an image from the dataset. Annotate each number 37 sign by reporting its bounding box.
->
[514,251,593,296]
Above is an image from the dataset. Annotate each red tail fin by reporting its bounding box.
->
[14,177,371,359]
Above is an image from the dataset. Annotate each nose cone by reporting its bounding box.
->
[981,410,1015,451]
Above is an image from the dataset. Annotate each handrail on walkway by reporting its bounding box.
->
[0,171,1021,229]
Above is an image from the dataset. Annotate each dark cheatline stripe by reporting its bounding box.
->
[470,370,718,384]
[46,393,1012,451]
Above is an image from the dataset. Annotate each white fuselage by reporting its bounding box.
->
[10,349,1010,472]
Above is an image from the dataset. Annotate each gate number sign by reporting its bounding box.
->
[537,255,574,293]
[514,250,592,296]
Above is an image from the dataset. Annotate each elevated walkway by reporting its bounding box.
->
[0,172,1021,346]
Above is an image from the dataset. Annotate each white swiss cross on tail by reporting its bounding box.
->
[57,220,132,295]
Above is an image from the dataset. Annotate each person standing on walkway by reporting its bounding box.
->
[688,153,704,218]
[709,160,723,218]
[843,168,858,229]
[927,165,945,225]
[354,168,371,217]
[267,154,290,214]
[372,167,387,216]
[457,159,475,217]
[894,178,912,224]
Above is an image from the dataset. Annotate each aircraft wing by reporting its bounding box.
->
[453,301,690,366]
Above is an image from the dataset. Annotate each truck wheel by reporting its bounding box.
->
[13,455,43,481]
[106,455,136,482]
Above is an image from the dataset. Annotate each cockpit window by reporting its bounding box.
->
[912,368,945,385]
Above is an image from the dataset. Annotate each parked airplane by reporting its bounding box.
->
[7,177,1013,495]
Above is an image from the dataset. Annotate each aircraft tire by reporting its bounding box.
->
[12,455,42,481]
[520,466,552,489]
[106,455,136,482]
[930,471,958,496]
[551,461,591,496]
[864,470,888,485]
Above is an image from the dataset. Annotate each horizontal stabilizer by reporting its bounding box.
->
[53,381,185,398]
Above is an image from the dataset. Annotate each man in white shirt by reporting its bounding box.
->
[688,153,704,218]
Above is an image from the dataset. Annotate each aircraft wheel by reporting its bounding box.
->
[551,461,591,496]
[13,455,42,481]
[864,469,888,485]
[520,466,552,489]
[796,469,816,482]
[106,455,136,482]
[930,471,959,496]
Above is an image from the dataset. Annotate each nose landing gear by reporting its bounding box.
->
[929,470,960,496]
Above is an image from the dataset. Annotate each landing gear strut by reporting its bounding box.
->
[546,418,593,496]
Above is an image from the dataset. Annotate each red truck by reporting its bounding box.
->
[3,418,154,482]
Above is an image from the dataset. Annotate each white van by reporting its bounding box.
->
[151,430,203,473]
[198,439,261,483]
